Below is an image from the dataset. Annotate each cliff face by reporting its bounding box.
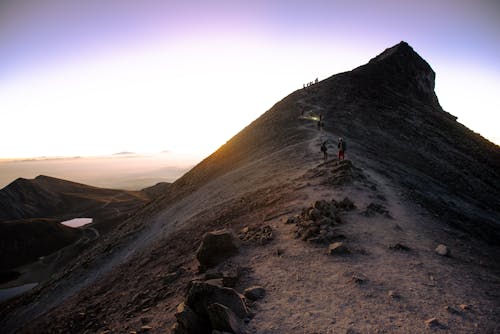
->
[364,41,439,106]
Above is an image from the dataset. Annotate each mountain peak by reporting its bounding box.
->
[368,41,415,63]
[355,41,438,106]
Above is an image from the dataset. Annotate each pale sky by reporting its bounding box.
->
[1,0,499,159]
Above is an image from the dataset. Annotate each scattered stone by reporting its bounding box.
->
[286,216,299,224]
[275,248,284,256]
[459,304,471,311]
[140,325,152,331]
[308,207,322,221]
[314,199,336,217]
[363,203,392,218]
[327,242,349,255]
[444,305,460,314]
[207,303,242,334]
[196,230,239,270]
[337,197,356,211]
[425,318,445,329]
[350,274,366,284]
[163,270,182,284]
[238,225,273,244]
[435,244,449,256]
[389,243,411,251]
[388,290,400,299]
[243,286,266,301]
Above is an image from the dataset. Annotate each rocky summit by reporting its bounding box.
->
[1,42,499,334]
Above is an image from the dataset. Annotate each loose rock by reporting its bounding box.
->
[435,244,449,256]
[388,290,400,299]
[327,242,349,255]
[243,286,266,301]
[337,197,356,211]
[459,304,471,311]
[425,317,445,328]
[389,243,410,252]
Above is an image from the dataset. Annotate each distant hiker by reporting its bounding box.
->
[338,138,346,160]
[321,140,328,160]
[315,78,319,84]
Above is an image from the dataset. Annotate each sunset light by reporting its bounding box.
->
[1,0,499,160]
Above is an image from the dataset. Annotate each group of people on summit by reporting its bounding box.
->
[321,137,346,161]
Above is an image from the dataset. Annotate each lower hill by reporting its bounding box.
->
[0,175,151,226]
[0,218,81,273]
[0,176,155,284]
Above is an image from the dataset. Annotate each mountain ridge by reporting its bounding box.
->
[1,41,499,333]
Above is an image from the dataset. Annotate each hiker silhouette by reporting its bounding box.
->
[321,140,328,160]
[338,138,346,160]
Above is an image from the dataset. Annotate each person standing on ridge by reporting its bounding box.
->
[321,140,328,161]
[338,137,346,160]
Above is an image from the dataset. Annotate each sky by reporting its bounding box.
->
[1,0,499,160]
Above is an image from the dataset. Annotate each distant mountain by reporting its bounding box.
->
[112,151,136,155]
[0,175,153,271]
[0,175,150,223]
[2,42,499,333]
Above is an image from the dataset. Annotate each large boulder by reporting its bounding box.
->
[196,230,239,269]
[186,280,249,319]
[207,303,243,334]
[173,302,209,334]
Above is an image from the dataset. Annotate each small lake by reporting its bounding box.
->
[60,218,93,228]
[0,283,38,302]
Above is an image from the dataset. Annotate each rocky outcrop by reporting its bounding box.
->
[287,198,355,244]
[172,279,249,334]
